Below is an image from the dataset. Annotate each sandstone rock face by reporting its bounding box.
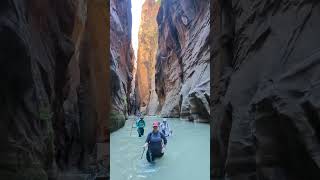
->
[155,0,210,121]
[136,0,160,115]
[0,0,108,179]
[212,1,320,179]
[129,57,139,115]
[110,0,134,131]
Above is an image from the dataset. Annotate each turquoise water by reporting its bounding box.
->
[110,116,210,180]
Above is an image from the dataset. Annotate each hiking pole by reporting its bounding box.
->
[130,120,135,136]
[141,147,146,159]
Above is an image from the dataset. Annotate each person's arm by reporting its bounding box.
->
[160,132,167,145]
[143,133,151,148]
[142,120,146,128]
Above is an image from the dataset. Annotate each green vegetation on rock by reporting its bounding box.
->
[109,111,126,132]
[39,104,53,121]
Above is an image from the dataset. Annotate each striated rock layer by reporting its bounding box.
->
[212,1,320,179]
[155,0,210,121]
[0,0,108,179]
[110,0,134,131]
[136,0,160,115]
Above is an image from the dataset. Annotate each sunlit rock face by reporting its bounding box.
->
[0,0,109,178]
[155,0,210,121]
[110,0,134,131]
[136,0,161,115]
[212,1,320,179]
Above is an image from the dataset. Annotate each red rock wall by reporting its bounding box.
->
[0,0,108,178]
[155,0,210,121]
[136,0,160,115]
[212,0,320,179]
[110,0,134,131]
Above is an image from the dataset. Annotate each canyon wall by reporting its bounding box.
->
[212,1,320,179]
[136,0,160,115]
[110,0,134,131]
[155,0,210,121]
[0,0,108,179]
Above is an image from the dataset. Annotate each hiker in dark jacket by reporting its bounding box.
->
[143,121,167,162]
[136,116,145,137]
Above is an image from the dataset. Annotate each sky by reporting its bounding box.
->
[131,0,146,60]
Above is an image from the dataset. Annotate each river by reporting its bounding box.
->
[110,116,210,180]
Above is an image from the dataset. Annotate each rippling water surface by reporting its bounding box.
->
[110,116,210,180]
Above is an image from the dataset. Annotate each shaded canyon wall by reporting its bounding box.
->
[0,0,109,179]
[155,0,210,121]
[110,0,134,131]
[212,1,320,179]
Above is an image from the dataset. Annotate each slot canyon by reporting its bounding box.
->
[109,0,211,178]
[1,0,320,179]
[110,0,210,132]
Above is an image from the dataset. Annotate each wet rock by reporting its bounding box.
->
[212,1,320,179]
[155,0,210,120]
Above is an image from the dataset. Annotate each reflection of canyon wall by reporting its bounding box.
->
[136,0,160,115]
[212,1,320,179]
[0,0,108,178]
[155,0,210,121]
[110,0,134,131]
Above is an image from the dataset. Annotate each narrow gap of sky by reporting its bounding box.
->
[131,0,145,60]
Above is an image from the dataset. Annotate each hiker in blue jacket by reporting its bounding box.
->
[143,121,167,162]
[136,116,145,137]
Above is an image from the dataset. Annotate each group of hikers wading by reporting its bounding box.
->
[134,113,173,163]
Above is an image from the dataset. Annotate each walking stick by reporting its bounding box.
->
[130,120,135,136]
[141,147,146,159]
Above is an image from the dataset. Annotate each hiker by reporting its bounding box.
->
[136,111,141,117]
[143,121,167,162]
[136,116,145,137]
[160,119,172,137]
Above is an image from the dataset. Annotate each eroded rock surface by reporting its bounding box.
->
[212,1,320,179]
[155,0,210,121]
[110,0,134,131]
[136,0,160,115]
[0,0,108,179]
